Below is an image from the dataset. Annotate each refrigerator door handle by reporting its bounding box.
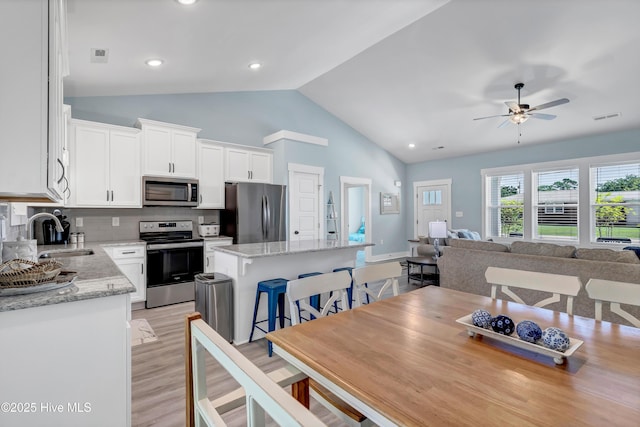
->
[262,195,268,240]
[265,194,271,239]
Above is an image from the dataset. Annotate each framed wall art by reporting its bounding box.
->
[380,192,400,214]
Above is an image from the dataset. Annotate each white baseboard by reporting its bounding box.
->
[367,251,410,263]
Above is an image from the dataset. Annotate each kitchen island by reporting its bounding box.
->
[0,243,135,427]
[213,239,373,343]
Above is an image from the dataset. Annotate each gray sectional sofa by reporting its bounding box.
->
[437,239,640,327]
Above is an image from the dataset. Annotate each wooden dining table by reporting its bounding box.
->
[267,286,640,426]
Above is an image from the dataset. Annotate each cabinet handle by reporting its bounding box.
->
[172,163,175,173]
[107,190,110,201]
[248,170,250,180]
[141,264,144,274]
[206,258,209,267]
[122,251,135,254]
[111,190,114,201]
[169,162,172,173]
[56,158,65,184]
[199,194,202,203]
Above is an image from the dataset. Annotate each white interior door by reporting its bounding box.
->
[415,180,451,237]
[288,164,323,242]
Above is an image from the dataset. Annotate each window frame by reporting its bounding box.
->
[481,152,640,246]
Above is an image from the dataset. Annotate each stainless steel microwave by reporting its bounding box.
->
[142,176,199,207]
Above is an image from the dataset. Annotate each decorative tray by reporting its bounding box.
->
[0,271,77,296]
[456,313,583,365]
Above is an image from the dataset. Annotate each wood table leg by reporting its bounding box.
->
[291,378,310,408]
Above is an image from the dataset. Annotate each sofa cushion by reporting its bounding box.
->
[448,238,509,252]
[509,241,576,258]
[575,248,640,264]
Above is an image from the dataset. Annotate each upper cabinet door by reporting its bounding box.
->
[172,130,197,178]
[248,151,272,183]
[197,141,224,209]
[109,130,141,206]
[142,126,173,177]
[225,148,252,182]
[71,125,110,206]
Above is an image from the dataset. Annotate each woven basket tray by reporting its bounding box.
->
[0,259,63,288]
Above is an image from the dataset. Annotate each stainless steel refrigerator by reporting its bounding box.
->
[223,182,287,244]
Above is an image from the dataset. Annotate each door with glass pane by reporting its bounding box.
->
[416,183,450,237]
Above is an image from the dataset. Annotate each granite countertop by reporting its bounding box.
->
[0,242,139,312]
[213,239,374,259]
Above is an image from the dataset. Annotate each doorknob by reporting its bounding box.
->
[294,230,299,235]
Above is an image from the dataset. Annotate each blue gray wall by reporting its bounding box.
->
[405,128,640,238]
[66,90,407,256]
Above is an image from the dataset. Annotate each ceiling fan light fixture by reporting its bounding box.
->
[509,113,529,124]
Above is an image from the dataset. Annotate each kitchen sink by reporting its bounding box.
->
[38,248,95,259]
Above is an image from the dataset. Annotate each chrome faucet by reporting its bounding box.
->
[26,213,64,240]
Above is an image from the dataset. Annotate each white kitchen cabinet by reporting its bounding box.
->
[136,118,201,178]
[69,119,141,207]
[205,238,233,273]
[107,245,146,304]
[0,0,68,201]
[225,146,273,183]
[197,140,225,209]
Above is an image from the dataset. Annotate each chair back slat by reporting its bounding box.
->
[287,270,352,325]
[585,278,640,327]
[352,262,402,306]
[485,267,581,314]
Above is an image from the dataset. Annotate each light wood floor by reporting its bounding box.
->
[131,261,421,426]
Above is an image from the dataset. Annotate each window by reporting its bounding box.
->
[534,168,579,240]
[482,152,640,245]
[591,162,640,243]
[422,190,442,205]
[485,173,524,238]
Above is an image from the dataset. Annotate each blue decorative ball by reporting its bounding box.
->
[516,320,543,343]
[471,309,493,329]
[490,315,515,335]
[541,327,571,352]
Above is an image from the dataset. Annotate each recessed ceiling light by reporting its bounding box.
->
[146,59,164,67]
[176,0,198,5]
[408,143,416,149]
[248,62,262,70]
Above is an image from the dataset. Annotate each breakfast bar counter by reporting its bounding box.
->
[213,239,372,343]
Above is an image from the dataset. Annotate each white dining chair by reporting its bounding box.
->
[287,270,351,325]
[485,267,582,315]
[585,278,640,327]
[286,271,373,426]
[352,261,402,307]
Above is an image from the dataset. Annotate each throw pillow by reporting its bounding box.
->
[469,231,482,240]
[510,241,576,258]
[575,248,640,264]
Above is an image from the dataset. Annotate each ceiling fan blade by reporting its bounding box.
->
[505,101,521,113]
[473,114,510,121]
[530,113,556,120]
[497,119,511,128]
[527,98,569,112]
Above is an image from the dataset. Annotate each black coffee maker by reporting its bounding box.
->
[42,210,70,245]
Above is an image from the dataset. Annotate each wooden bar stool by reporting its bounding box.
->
[249,278,289,357]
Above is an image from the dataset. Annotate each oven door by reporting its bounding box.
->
[145,241,203,308]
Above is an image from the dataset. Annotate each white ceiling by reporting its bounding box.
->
[65,0,640,164]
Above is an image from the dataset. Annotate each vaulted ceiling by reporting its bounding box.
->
[65,0,640,164]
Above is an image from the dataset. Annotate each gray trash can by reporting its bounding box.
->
[195,273,233,343]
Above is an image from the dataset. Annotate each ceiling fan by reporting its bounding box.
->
[473,82,570,128]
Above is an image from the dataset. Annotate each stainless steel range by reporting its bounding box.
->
[140,220,203,309]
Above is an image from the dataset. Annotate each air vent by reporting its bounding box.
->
[593,112,621,121]
[90,48,109,63]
